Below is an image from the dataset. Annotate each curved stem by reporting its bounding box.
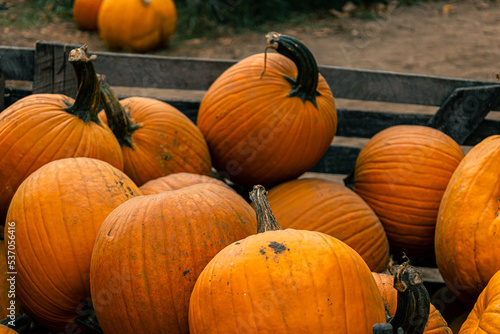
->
[99,76,140,148]
[249,185,283,233]
[65,45,101,124]
[388,262,430,334]
[265,32,321,107]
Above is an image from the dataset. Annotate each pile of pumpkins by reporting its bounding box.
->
[0,31,499,334]
[72,0,177,52]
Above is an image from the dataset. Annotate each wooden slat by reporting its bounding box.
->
[309,146,361,174]
[0,46,35,81]
[32,41,500,108]
[428,85,500,144]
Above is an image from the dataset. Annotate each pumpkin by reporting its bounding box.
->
[73,0,104,30]
[459,269,500,333]
[97,0,177,52]
[266,178,389,272]
[90,183,257,334]
[139,172,230,195]
[99,79,212,186]
[5,157,141,332]
[197,32,337,188]
[188,185,386,333]
[0,45,123,224]
[372,272,452,333]
[352,125,464,257]
[0,325,18,333]
[435,135,500,307]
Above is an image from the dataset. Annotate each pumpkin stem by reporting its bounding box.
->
[388,262,430,334]
[265,32,321,107]
[0,313,40,333]
[249,185,283,233]
[65,45,101,124]
[99,75,140,148]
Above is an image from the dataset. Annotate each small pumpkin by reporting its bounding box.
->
[197,32,337,188]
[352,125,464,257]
[459,269,500,333]
[90,183,257,334]
[189,185,386,333]
[0,45,123,223]
[0,325,18,334]
[97,0,177,52]
[73,0,104,30]
[139,172,230,195]
[99,79,212,186]
[372,272,452,333]
[435,135,500,307]
[266,178,389,272]
[6,157,141,332]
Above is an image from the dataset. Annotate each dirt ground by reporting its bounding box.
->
[2,0,500,82]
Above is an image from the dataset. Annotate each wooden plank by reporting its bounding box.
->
[0,58,4,111]
[464,119,500,145]
[32,41,500,108]
[3,88,31,108]
[0,46,35,81]
[428,85,500,144]
[309,145,361,174]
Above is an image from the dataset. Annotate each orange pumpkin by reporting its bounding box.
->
[0,46,123,223]
[139,172,230,195]
[372,272,452,333]
[0,325,18,333]
[435,135,500,307]
[97,0,177,52]
[6,157,141,332]
[197,32,337,188]
[352,125,464,257]
[189,185,386,333]
[90,183,257,334]
[459,269,500,333]
[73,0,104,30]
[266,178,389,272]
[99,80,211,186]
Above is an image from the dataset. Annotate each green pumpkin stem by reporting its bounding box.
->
[388,260,430,334]
[249,185,283,233]
[265,32,321,107]
[65,45,101,124]
[99,76,139,148]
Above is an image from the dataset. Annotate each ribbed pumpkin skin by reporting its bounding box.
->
[139,172,229,195]
[267,178,389,272]
[372,272,452,333]
[0,325,18,334]
[435,135,500,307]
[5,157,141,332]
[99,97,211,186]
[73,0,103,30]
[97,0,177,52]
[353,125,464,257]
[189,230,386,333]
[0,94,123,223]
[459,270,500,333]
[90,183,257,334]
[197,52,337,187]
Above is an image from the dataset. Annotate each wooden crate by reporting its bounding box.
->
[1,41,500,285]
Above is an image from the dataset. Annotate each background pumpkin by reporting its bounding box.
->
[97,0,177,52]
[352,125,464,257]
[0,46,123,224]
[435,135,500,307]
[266,178,389,272]
[90,183,257,334]
[6,157,141,332]
[73,0,104,30]
[0,325,18,334]
[139,172,230,195]
[197,32,337,188]
[99,80,212,186]
[459,269,500,333]
[189,185,386,333]
[372,272,452,333]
